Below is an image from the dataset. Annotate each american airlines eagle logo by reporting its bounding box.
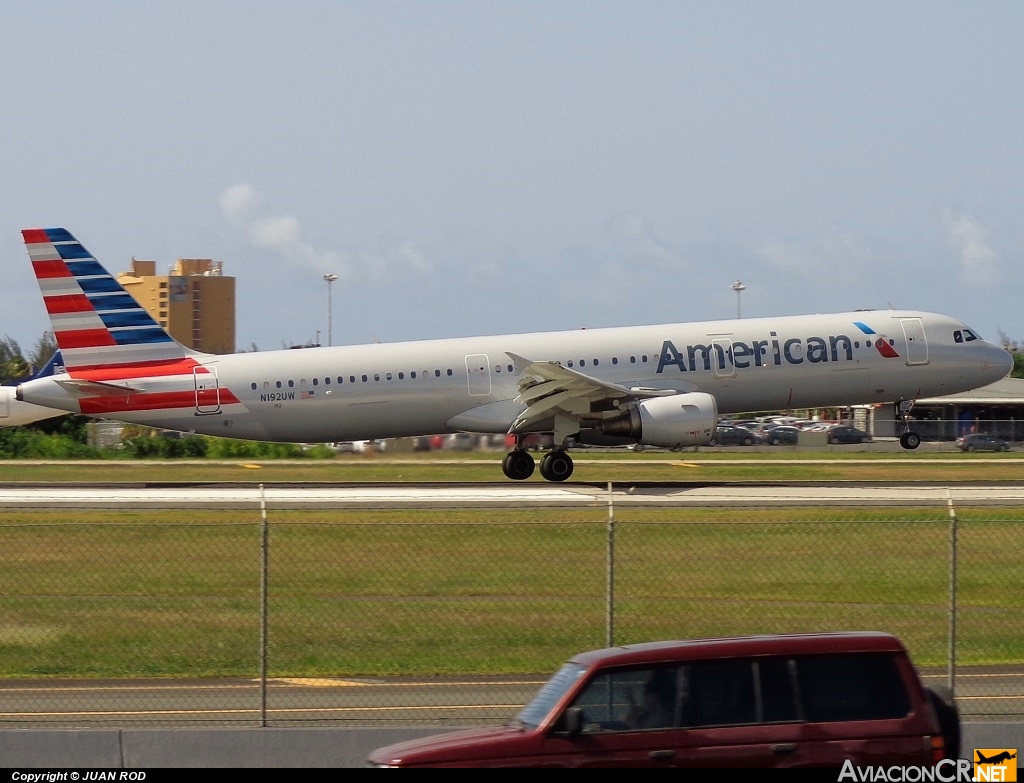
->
[853,321,901,359]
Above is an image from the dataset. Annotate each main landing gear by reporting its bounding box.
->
[501,445,575,482]
[501,449,535,481]
[539,449,574,482]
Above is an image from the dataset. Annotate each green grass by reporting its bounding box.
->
[1,506,1020,677]
[1,448,1023,483]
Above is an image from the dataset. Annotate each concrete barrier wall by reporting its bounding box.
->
[2,724,1019,768]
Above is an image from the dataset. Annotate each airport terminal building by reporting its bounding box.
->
[867,377,1024,442]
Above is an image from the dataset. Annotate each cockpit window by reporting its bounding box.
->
[953,329,979,344]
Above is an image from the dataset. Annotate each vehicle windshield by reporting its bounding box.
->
[516,663,588,728]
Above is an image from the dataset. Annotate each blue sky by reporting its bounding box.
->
[2,1,1022,353]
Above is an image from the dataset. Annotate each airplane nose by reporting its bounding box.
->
[987,344,1015,380]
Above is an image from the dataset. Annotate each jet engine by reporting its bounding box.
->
[595,392,717,448]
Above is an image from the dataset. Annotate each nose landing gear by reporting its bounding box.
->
[899,431,921,449]
[897,400,921,450]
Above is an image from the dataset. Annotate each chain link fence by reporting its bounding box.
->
[0,495,1020,726]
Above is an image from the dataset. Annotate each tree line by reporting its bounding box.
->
[0,333,58,384]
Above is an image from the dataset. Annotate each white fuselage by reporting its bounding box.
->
[0,386,65,427]
[17,309,1012,443]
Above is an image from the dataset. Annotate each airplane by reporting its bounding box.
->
[0,349,67,427]
[976,751,1016,765]
[14,228,1014,481]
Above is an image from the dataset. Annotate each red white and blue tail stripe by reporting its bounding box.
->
[22,228,192,372]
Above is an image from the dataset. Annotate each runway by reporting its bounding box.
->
[0,669,1018,727]
[1,481,1024,508]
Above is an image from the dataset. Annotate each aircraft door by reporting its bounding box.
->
[194,366,222,414]
[0,394,8,419]
[712,338,735,378]
[900,318,929,365]
[465,354,491,396]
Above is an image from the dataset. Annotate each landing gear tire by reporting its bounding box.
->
[539,450,574,482]
[502,449,535,481]
[899,431,921,450]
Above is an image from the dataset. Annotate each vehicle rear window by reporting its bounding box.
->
[795,653,910,722]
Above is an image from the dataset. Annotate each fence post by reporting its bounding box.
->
[946,488,958,695]
[606,481,615,648]
[259,484,269,727]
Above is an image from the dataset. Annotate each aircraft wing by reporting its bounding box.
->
[506,352,679,432]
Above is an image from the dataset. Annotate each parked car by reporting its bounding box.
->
[368,632,958,768]
[711,424,766,446]
[955,433,1010,452]
[334,439,387,453]
[826,425,872,444]
[765,425,801,445]
[444,433,477,451]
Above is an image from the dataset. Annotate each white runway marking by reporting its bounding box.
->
[1,483,1023,508]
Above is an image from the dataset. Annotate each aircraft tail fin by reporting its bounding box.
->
[30,349,65,380]
[21,228,193,373]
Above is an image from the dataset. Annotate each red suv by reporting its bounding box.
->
[368,632,959,768]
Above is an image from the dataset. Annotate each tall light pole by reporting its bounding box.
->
[323,274,338,346]
[731,280,746,319]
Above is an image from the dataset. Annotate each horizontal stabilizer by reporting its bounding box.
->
[55,378,141,397]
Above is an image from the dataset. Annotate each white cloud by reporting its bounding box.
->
[219,184,261,226]
[757,230,867,274]
[604,213,688,272]
[219,184,433,281]
[942,209,999,287]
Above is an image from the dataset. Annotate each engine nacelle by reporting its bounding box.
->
[596,393,717,448]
